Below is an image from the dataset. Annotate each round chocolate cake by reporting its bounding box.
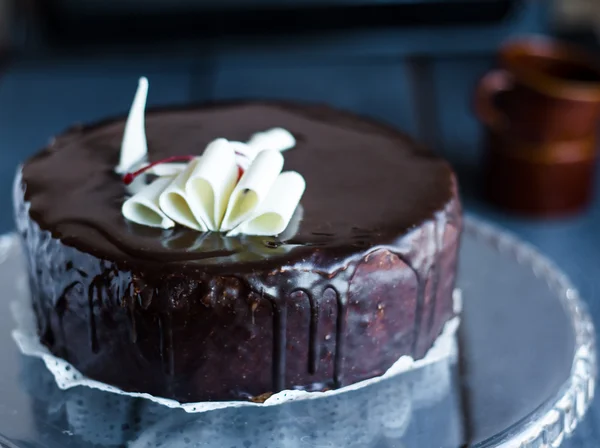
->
[14,101,461,402]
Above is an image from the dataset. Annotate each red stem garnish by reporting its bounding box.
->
[122,155,195,185]
[122,154,247,185]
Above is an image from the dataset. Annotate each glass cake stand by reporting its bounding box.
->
[0,217,595,448]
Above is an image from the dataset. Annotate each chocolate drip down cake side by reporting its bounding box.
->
[14,79,462,403]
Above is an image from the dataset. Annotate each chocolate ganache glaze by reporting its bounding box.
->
[14,101,461,402]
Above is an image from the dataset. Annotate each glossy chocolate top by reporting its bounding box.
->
[21,101,455,273]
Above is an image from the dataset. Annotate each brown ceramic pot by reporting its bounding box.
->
[475,35,600,142]
[483,130,597,217]
[475,36,600,216]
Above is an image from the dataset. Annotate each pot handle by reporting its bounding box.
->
[474,69,514,130]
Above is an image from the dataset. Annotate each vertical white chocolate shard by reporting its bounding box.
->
[228,171,306,236]
[122,177,174,229]
[220,150,284,231]
[117,77,149,174]
[158,159,207,231]
[247,128,296,152]
[185,139,239,231]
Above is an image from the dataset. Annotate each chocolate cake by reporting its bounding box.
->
[14,101,461,402]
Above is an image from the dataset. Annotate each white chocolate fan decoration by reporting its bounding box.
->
[120,78,305,236]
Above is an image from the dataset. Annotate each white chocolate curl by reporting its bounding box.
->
[116,77,148,174]
[227,128,296,171]
[122,177,174,229]
[184,139,239,231]
[248,127,295,152]
[228,171,306,237]
[158,160,207,231]
[221,150,284,231]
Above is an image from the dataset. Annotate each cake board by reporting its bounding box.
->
[0,216,594,447]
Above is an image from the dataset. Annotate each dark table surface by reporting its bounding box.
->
[0,55,598,445]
